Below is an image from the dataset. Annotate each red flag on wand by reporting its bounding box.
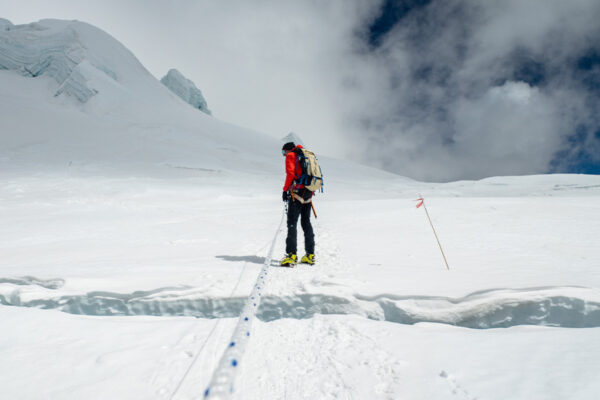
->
[415,198,424,208]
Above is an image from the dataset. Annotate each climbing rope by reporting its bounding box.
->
[168,248,256,400]
[203,204,287,399]
[168,205,286,399]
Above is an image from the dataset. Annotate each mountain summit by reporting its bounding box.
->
[0,19,144,101]
[0,18,189,117]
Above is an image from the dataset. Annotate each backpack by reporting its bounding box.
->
[293,148,324,192]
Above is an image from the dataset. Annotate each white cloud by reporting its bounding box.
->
[339,0,600,181]
[451,82,561,176]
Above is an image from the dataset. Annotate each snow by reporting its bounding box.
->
[161,69,212,115]
[1,18,600,400]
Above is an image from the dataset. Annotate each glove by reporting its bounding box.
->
[282,191,289,202]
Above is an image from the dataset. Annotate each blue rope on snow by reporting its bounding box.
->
[203,205,286,399]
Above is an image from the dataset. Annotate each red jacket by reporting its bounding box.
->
[283,145,305,191]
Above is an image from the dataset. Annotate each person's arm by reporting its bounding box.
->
[282,153,296,191]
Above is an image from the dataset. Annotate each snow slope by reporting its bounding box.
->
[0,18,401,186]
[1,174,599,400]
[1,18,599,400]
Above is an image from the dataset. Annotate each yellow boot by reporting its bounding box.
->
[280,253,297,266]
[301,254,315,265]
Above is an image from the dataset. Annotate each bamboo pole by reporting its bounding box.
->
[417,194,450,270]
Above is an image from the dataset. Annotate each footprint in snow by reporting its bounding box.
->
[440,370,478,400]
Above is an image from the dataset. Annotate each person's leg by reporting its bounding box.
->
[300,203,315,255]
[286,200,301,255]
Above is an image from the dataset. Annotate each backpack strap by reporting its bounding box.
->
[291,192,312,204]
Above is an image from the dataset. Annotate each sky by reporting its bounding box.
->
[1,0,599,182]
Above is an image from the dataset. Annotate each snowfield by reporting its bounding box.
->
[1,176,599,400]
[1,18,599,400]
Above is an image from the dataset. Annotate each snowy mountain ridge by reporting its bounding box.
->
[0,18,288,178]
[0,18,404,185]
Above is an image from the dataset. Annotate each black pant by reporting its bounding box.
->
[286,189,314,255]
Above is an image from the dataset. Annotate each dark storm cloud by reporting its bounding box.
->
[367,0,431,48]
[344,0,600,181]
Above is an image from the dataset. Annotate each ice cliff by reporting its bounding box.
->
[0,19,168,106]
[161,69,211,115]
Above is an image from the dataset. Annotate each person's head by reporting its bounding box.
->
[282,142,295,156]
